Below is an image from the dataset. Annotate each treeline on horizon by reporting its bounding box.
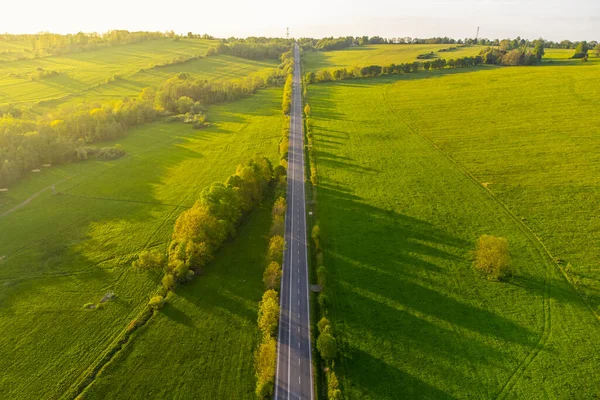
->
[298,35,598,52]
[306,44,547,84]
[0,47,294,188]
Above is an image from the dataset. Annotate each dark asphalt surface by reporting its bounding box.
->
[274,44,314,400]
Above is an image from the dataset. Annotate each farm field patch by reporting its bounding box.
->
[0,87,282,399]
[308,65,600,398]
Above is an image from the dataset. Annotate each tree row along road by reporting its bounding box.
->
[274,44,314,400]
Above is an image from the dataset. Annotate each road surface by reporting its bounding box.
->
[274,44,314,400]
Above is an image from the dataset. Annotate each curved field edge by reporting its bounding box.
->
[307,76,600,399]
[0,88,282,399]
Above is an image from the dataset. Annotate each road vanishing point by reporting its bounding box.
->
[274,43,314,400]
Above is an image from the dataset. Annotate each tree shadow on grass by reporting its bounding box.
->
[317,184,541,398]
[340,347,459,400]
[162,302,195,328]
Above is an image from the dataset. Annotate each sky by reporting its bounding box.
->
[2,0,598,41]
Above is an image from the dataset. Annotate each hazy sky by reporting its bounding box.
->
[2,0,598,41]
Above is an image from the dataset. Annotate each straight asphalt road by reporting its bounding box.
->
[274,43,314,400]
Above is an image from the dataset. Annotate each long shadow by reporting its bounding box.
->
[162,302,195,327]
[341,348,459,400]
[317,184,541,398]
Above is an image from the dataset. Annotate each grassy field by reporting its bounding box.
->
[0,38,32,62]
[80,194,275,399]
[307,57,600,398]
[303,44,488,71]
[0,87,282,399]
[0,38,278,112]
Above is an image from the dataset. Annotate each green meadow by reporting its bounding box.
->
[303,43,487,71]
[307,55,600,398]
[0,88,282,399]
[0,38,278,112]
[80,195,275,399]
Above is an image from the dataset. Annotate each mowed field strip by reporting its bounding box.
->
[307,53,600,398]
[303,43,488,72]
[0,87,282,399]
[0,38,278,112]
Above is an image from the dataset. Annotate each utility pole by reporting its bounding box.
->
[286,27,289,40]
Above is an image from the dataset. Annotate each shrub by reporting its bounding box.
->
[267,235,285,262]
[311,224,321,249]
[317,332,337,360]
[148,295,166,310]
[161,273,176,290]
[97,145,125,161]
[318,292,328,310]
[474,234,511,280]
[132,249,165,271]
[270,215,285,237]
[272,197,286,217]
[317,317,331,333]
[317,265,327,286]
[258,289,280,337]
[304,103,311,115]
[263,261,282,290]
[254,335,277,398]
[327,370,342,400]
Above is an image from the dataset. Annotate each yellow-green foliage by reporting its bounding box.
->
[254,335,277,398]
[474,235,511,280]
[267,235,285,262]
[132,249,165,271]
[263,261,282,290]
[282,74,293,114]
[148,295,166,310]
[257,289,280,337]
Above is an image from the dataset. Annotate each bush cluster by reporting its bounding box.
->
[163,155,274,288]
[206,39,292,60]
[306,56,484,85]
[474,234,512,281]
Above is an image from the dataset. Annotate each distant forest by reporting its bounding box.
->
[298,35,598,52]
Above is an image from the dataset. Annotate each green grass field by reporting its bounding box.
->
[0,87,282,399]
[80,194,274,399]
[308,56,600,398]
[303,44,488,71]
[0,38,278,112]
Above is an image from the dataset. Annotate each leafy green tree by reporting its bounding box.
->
[327,371,342,399]
[254,336,277,398]
[317,317,331,333]
[161,273,176,290]
[132,249,165,271]
[267,235,285,262]
[258,289,280,337]
[474,234,511,280]
[304,104,311,116]
[573,41,589,58]
[317,332,337,360]
[148,295,166,310]
[263,261,282,290]
[533,39,545,60]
